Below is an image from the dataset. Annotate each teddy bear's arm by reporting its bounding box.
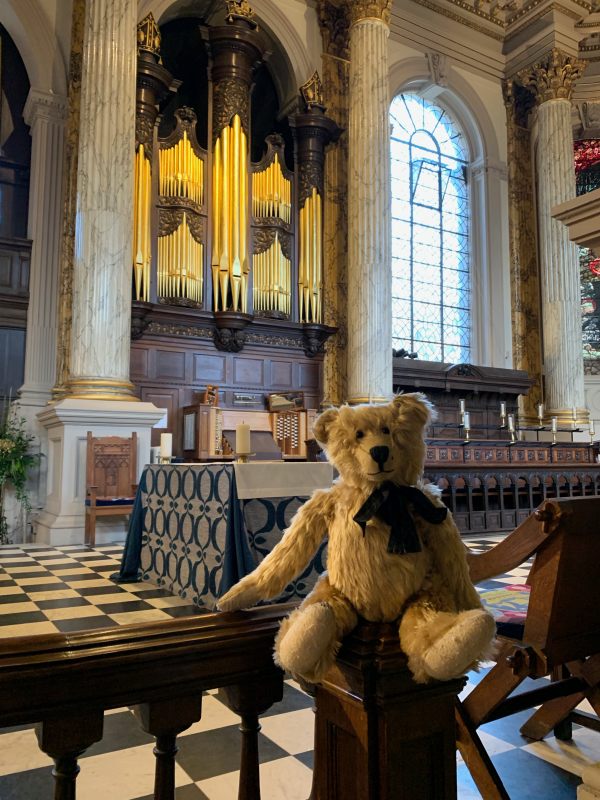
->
[217,488,335,612]
[425,512,483,611]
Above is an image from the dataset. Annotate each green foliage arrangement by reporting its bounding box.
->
[0,403,39,545]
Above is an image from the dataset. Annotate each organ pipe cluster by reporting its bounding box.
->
[253,233,291,316]
[159,131,204,205]
[212,115,249,312]
[133,144,152,302]
[298,186,323,323]
[252,154,291,223]
[157,213,204,302]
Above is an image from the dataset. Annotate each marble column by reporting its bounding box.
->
[346,0,393,404]
[65,0,138,400]
[318,0,350,407]
[520,49,587,424]
[19,89,67,409]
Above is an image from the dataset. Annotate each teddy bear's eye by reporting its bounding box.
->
[381,426,390,435]
[356,430,365,440]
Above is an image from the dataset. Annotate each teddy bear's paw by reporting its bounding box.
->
[217,581,262,612]
[421,609,496,682]
[275,603,337,680]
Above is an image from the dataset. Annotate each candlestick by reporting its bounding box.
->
[572,406,577,424]
[508,414,515,432]
[236,422,251,456]
[591,420,595,436]
[500,401,506,417]
[537,403,544,425]
[160,433,172,462]
[551,417,557,433]
[463,412,470,430]
[459,398,466,416]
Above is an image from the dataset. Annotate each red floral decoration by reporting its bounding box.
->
[590,257,600,276]
[574,140,600,174]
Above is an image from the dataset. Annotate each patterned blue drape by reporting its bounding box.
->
[114,464,326,608]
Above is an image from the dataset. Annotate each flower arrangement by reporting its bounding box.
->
[574,140,600,174]
[0,403,39,544]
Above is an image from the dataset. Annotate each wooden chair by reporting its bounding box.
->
[85,431,138,547]
[456,497,600,800]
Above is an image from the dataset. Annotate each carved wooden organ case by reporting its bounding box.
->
[133,10,339,361]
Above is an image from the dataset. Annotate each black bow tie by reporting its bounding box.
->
[353,482,448,555]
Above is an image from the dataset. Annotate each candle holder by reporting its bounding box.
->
[552,431,557,446]
[236,453,254,464]
[509,429,516,444]
[159,456,172,465]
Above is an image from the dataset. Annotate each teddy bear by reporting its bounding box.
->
[218,393,496,684]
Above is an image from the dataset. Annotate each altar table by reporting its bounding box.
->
[115,462,332,608]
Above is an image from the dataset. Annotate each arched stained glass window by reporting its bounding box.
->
[390,93,470,363]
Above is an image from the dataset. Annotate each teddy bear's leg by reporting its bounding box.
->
[399,599,496,684]
[274,573,358,683]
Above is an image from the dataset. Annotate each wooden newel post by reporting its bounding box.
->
[310,621,464,800]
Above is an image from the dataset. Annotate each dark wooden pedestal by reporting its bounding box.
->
[310,622,464,800]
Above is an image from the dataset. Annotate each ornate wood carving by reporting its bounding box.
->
[135,15,174,160]
[213,78,250,138]
[290,109,340,206]
[252,225,292,260]
[317,1,351,59]
[158,209,204,243]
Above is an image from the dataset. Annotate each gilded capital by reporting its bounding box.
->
[317,0,351,59]
[518,48,586,104]
[347,0,392,26]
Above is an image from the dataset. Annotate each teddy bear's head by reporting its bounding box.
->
[313,393,434,489]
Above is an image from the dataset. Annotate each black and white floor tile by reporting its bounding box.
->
[0,537,597,799]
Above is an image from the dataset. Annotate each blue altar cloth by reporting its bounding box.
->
[114,463,329,609]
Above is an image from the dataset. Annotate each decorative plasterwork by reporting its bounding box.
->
[519,48,587,103]
[348,0,393,26]
[426,52,449,86]
[317,0,351,59]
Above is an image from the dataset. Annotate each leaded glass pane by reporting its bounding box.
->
[390,93,471,362]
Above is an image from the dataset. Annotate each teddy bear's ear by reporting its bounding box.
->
[313,408,340,445]
[392,392,436,425]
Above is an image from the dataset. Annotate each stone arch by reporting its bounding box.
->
[0,0,67,96]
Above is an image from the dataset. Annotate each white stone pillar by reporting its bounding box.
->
[66,0,137,400]
[522,50,587,424]
[19,89,67,410]
[346,0,393,404]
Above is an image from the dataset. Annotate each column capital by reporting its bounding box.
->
[347,0,392,27]
[317,0,351,60]
[24,88,68,127]
[518,48,586,105]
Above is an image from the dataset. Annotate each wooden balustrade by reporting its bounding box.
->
[0,604,294,800]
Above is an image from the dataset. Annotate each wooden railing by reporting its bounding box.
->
[0,604,294,800]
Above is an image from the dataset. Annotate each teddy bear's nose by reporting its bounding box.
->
[369,446,389,467]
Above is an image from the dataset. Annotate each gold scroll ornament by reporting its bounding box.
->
[298,186,323,323]
[133,143,152,302]
[253,232,291,316]
[159,131,204,204]
[157,212,204,303]
[212,114,249,312]
[252,153,291,223]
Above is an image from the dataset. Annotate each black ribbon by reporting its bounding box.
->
[353,482,448,555]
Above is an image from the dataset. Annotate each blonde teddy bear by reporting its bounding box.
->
[219,393,495,684]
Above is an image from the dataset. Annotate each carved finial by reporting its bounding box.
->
[137,13,161,59]
[518,48,586,104]
[300,72,325,111]
[225,0,257,27]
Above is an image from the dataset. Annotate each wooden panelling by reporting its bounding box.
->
[233,357,264,386]
[156,349,186,381]
[0,239,30,296]
[140,387,180,447]
[271,360,293,388]
[130,348,149,379]
[0,328,25,402]
[298,361,320,389]
[193,353,227,383]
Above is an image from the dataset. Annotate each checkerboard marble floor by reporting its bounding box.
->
[0,537,597,799]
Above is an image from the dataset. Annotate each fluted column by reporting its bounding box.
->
[19,90,67,408]
[346,0,393,404]
[65,0,138,400]
[521,50,587,424]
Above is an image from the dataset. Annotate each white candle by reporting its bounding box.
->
[160,433,172,460]
[590,420,595,436]
[537,403,544,419]
[572,406,577,422]
[459,399,466,415]
[463,412,470,430]
[500,402,506,417]
[551,417,557,433]
[508,414,515,432]
[236,422,251,455]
